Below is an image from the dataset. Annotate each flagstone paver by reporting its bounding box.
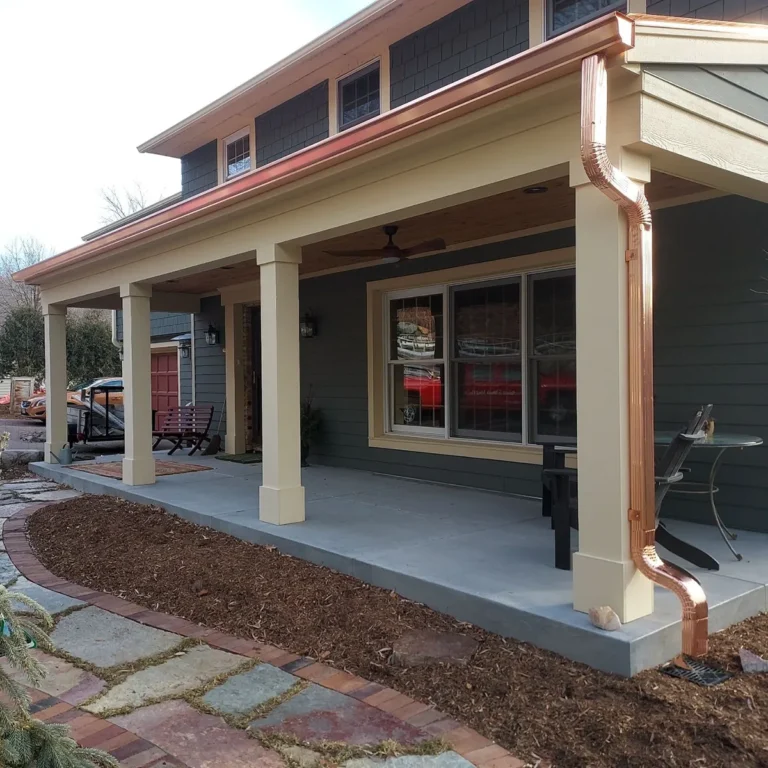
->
[52,606,184,667]
[343,754,476,768]
[85,644,246,714]
[16,489,81,502]
[2,482,60,492]
[0,551,20,584]
[0,649,106,704]
[202,662,298,715]
[249,683,426,745]
[111,699,285,768]
[0,503,35,518]
[10,576,85,615]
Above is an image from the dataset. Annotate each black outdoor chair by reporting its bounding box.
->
[542,404,712,570]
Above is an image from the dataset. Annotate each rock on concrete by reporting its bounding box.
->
[343,754,475,768]
[9,577,85,615]
[390,630,479,667]
[0,649,106,705]
[202,663,298,715]
[85,644,245,714]
[0,552,20,585]
[52,606,183,668]
[588,606,622,632]
[111,699,285,768]
[249,683,425,745]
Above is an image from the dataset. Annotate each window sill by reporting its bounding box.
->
[369,433,545,465]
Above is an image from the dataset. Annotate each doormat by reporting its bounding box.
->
[72,461,213,478]
[215,452,262,464]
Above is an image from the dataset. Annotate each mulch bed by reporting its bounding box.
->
[27,496,768,768]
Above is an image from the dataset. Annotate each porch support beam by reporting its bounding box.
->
[571,178,654,624]
[224,302,246,455]
[120,283,156,486]
[257,243,304,525]
[43,303,68,464]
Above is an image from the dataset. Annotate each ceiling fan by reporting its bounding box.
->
[324,225,446,264]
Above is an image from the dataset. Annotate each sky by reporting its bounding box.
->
[0,0,371,256]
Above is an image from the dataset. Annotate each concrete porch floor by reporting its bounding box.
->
[32,454,768,676]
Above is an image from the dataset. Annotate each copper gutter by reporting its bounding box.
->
[580,53,708,657]
[17,12,633,285]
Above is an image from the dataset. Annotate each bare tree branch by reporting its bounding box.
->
[99,182,152,224]
[0,237,49,316]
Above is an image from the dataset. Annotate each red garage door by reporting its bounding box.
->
[151,351,179,412]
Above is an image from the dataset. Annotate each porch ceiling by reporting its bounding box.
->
[154,172,709,295]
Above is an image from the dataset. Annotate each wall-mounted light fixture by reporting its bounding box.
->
[205,324,220,346]
[179,340,191,358]
[300,312,317,338]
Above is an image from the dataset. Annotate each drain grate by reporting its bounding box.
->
[661,655,732,686]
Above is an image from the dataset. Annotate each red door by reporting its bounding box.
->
[151,352,179,413]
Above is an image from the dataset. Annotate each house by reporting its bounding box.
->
[15,0,768,672]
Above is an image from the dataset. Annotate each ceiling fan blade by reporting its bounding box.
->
[400,238,447,258]
[324,249,398,259]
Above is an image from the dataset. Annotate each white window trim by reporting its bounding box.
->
[219,126,255,183]
[367,248,576,465]
[331,57,384,136]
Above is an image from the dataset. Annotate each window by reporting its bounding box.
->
[385,269,575,445]
[338,62,380,131]
[548,0,624,37]
[224,129,251,179]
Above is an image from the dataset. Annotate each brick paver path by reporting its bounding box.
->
[0,486,527,768]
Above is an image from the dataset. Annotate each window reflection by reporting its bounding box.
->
[390,293,443,361]
[393,364,445,428]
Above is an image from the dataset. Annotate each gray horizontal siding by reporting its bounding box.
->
[194,296,226,436]
[299,227,574,497]
[181,141,218,199]
[389,0,529,109]
[647,0,768,25]
[646,66,768,126]
[115,311,191,342]
[255,82,329,167]
[654,195,768,532]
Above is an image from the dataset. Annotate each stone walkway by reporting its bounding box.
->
[0,481,528,768]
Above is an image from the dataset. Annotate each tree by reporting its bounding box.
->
[66,311,121,388]
[0,308,120,387]
[0,307,45,382]
[0,584,117,767]
[0,237,49,316]
[99,183,151,224]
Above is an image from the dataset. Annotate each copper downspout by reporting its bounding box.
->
[580,54,708,657]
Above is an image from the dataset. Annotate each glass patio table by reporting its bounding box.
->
[654,432,763,562]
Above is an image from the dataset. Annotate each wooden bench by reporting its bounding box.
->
[152,405,214,455]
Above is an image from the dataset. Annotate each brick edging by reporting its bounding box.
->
[5,505,525,768]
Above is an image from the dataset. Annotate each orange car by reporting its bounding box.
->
[21,378,123,422]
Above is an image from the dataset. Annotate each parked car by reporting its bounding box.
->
[21,378,123,422]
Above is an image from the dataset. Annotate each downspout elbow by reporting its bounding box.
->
[580,53,708,657]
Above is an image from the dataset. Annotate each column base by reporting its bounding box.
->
[573,551,654,624]
[259,485,305,525]
[225,433,246,456]
[122,457,156,486]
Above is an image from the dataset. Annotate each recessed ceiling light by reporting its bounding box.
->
[166,279,179,284]
[220,266,235,270]
[524,185,549,194]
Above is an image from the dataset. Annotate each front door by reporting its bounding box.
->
[250,308,262,447]
[151,351,179,413]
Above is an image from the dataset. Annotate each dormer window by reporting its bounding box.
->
[548,0,625,37]
[224,128,251,179]
[338,62,380,131]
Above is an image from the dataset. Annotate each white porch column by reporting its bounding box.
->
[120,283,156,486]
[224,302,246,455]
[571,178,654,623]
[43,304,68,463]
[257,242,304,524]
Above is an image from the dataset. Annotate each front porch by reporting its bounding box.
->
[32,454,768,676]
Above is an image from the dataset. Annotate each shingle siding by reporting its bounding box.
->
[255,82,329,167]
[389,0,529,108]
[181,141,218,199]
[115,311,190,342]
[647,0,768,24]
[194,296,226,437]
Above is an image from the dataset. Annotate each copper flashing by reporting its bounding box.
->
[16,12,634,286]
[580,53,708,657]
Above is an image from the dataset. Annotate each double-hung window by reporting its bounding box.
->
[224,128,251,179]
[547,0,625,38]
[385,269,575,445]
[338,62,381,131]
